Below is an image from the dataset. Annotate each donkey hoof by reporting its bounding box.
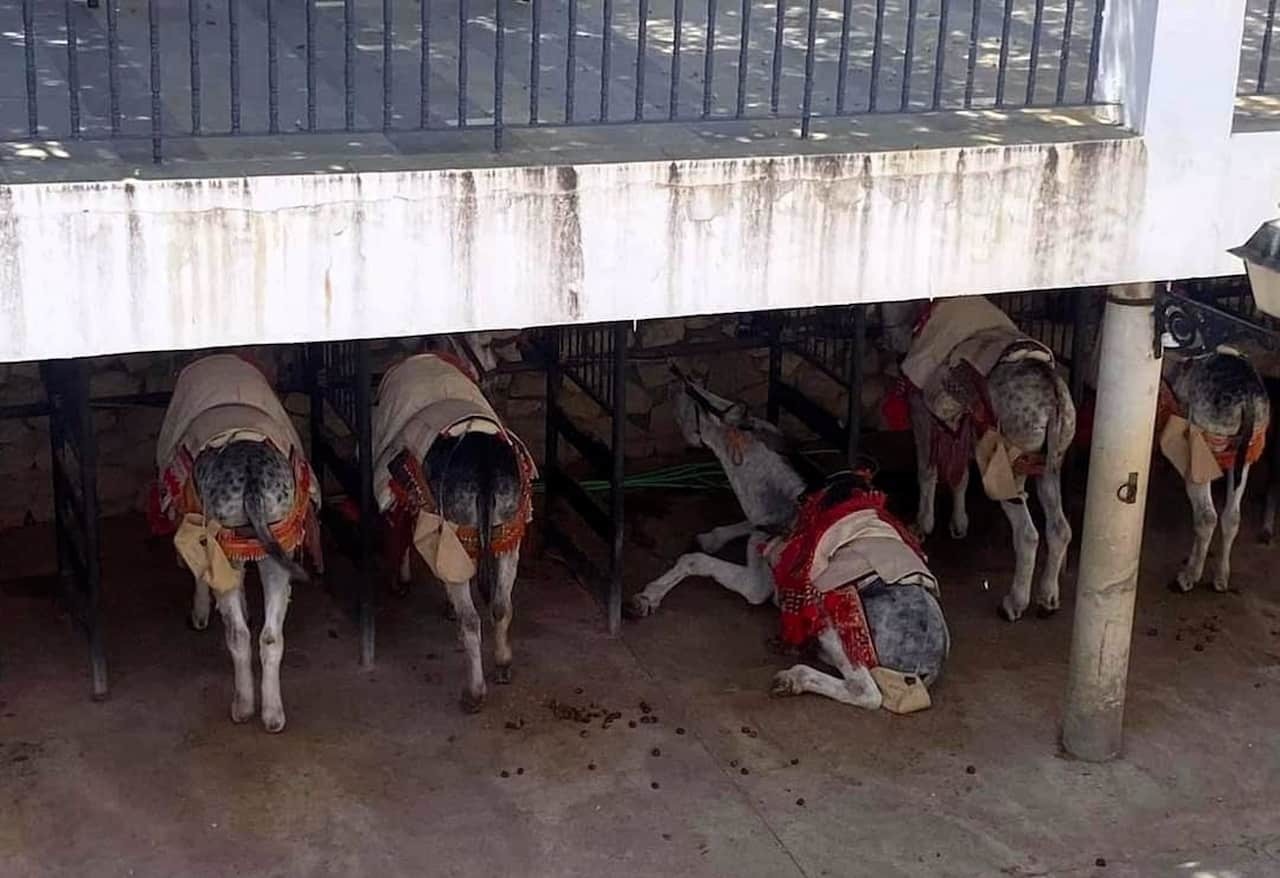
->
[770,670,804,698]
[624,595,655,620]
[262,711,287,734]
[1211,580,1231,594]
[949,521,969,541]
[391,580,410,598]
[493,664,513,685]
[230,699,255,724]
[460,690,486,714]
[1168,577,1195,594]
[1035,604,1058,620]
[188,612,209,632]
[1261,529,1274,546]
[998,599,1024,623]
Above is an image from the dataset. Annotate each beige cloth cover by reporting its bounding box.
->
[1159,416,1225,484]
[901,297,1054,502]
[158,354,318,593]
[373,354,536,586]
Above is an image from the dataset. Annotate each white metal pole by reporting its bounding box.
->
[1062,282,1161,762]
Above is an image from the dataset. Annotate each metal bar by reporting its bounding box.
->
[105,0,120,134]
[495,0,506,147]
[188,0,201,134]
[846,307,865,464]
[995,0,1014,106]
[702,0,718,118]
[22,0,37,136]
[836,0,853,114]
[800,0,818,135]
[766,329,782,423]
[775,381,846,449]
[771,0,785,115]
[1261,0,1278,93]
[736,0,752,118]
[383,0,394,130]
[543,332,563,549]
[1026,0,1046,104]
[635,0,649,120]
[1085,0,1105,102]
[567,0,577,122]
[75,363,106,701]
[900,0,917,111]
[421,0,431,126]
[355,343,375,670]
[931,0,950,109]
[607,323,626,636]
[868,0,887,111]
[305,0,316,130]
[228,0,240,133]
[531,0,542,122]
[65,0,81,137]
[1056,0,1077,104]
[267,0,279,133]
[549,405,613,477]
[670,0,684,118]
[964,0,981,107]
[344,0,355,129]
[601,0,613,120]
[459,0,470,126]
[148,0,162,161]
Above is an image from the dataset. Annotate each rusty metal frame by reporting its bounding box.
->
[41,358,109,700]
[304,340,377,669]
[531,323,627,635]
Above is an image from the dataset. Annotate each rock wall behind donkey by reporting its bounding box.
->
[0,315,897,531]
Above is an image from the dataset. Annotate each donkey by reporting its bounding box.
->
[1161,351,1269,593]
[156,354,318,733]
[376,335,533,713]
[627,369,949,710]
[881,298,1076,622]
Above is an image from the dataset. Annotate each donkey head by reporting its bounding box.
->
[670,364,787,455]
[880,300,925,357]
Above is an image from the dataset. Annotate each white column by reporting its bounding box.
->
[1062,283,1162,762]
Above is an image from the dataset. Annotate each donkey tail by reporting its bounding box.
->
[1044,363,1078,470]
[475,437,497,606]
[244,476,311,584]
[1235,395,1258,487]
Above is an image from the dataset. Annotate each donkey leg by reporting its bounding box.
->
[998,497,1040,622]
[446,581,486,712]
[627,551,773,618]
[258,557,292,733]
[1034,470,1072,616]
[491,549,520,685]
[910,396,938,536]
[949,468,970,540]
[1214,465,1250,593]
[1263,473,1279,545]
[214,571,254,723]
[696,520,754,554]
[190,573,212,631]
[1173,479,1217,593]
[771,629,882,710]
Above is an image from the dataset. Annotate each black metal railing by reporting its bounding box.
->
[4,0,1108,161]
[1240,0,1279,96]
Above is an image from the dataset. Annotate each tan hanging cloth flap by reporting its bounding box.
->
[975,429,1025,501]
[1159,415,1224,485]
[173,514,243,594]
[413,510,477,585]
[870,667,932,714]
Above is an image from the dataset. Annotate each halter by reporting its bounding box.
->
[670,364,752,465]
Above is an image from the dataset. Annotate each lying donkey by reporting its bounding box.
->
[154,354,321,733]
[627,368,948,711]
[1158,350,1269,593]
[373,336,535,713]
[881,297,1076,622]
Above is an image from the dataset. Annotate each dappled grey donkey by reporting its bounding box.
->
[627,367,948,712]
[881,297,1076,623]
[373,336,536,713]
[1156,349,1269,593]
[154,354,322,734]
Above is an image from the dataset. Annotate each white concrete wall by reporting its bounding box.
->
[0,0,1276,362]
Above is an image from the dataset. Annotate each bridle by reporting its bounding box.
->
[670,363,752,465]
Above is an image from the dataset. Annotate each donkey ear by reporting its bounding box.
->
[724,402,749,426]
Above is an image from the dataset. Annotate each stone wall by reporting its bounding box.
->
[0,316,896,530]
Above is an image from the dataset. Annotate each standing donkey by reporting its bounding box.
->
[627,368,949,711]
[881,297,1077,622]
[1158,350,1269,593]
[154,354,321,733]
[373,337,535,713]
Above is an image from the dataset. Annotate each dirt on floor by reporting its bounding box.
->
[3,445,1280,877]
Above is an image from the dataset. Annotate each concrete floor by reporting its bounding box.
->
[4,446,1280,877]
